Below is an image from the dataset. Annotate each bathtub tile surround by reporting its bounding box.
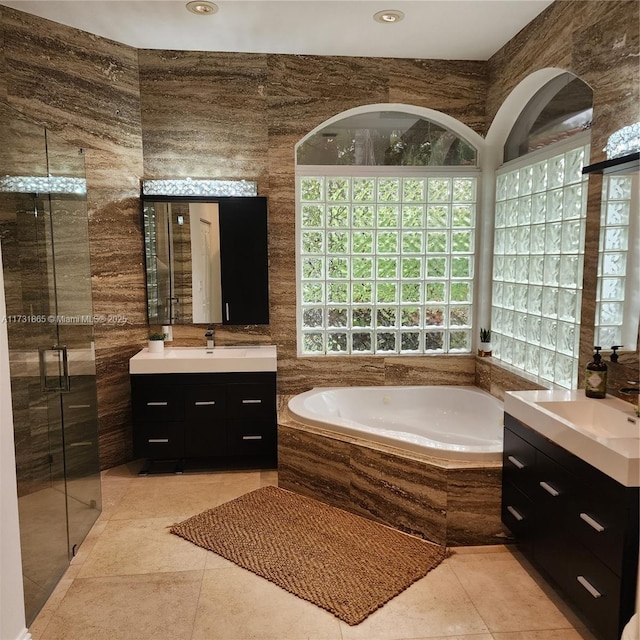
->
[349,445,448,544]
[277,423,352,511]
[446,467,504,546]
[383,355,476,387]
[278,411,509,547]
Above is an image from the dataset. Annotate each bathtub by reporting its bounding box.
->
[287,385,503,463]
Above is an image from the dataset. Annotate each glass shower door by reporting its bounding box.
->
[0,103,101,624]
[46,131,102,562]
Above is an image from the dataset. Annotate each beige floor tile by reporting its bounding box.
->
[29,578,74,640]
[204,550,240,570]
[448,551,581,633]
[492,630,598,640]
[339,563,490,640]
[35,571,202,640]
[70,519,109,566]
[192,566,344,640]
[450,544,513,555]
[109,473,225,520]
[408,636,494,640]
[77,516,208,578]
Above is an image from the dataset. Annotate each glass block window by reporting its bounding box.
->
[298,174,476,355]
[595,174,639,351]
[491,140,590,388]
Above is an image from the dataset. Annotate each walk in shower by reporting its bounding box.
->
[0,103,101,624]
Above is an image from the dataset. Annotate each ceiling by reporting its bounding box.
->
[0,0,554,60]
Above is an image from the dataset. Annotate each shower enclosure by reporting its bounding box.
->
[0,103,101,624]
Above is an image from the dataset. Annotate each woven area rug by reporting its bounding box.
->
[169,485,448,625]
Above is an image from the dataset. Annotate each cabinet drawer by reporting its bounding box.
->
[503,427,537,497]
[501,481,535,544]
[133,385,184,422]
[185,385,226,420]
[572,494,627,574]
[134,422,184,459]
[228,420,276,457]
[562,545,622,640]
[227,383,275,419]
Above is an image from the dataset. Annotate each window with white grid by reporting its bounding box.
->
[297,173,477,355]
[595,173,639,352]
[491,139,590,388]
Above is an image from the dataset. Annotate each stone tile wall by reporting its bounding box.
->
[1,1,638,471]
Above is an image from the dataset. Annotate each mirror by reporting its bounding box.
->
[143,196,269,325]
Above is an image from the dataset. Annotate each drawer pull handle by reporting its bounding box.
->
[147,402,168,407]
[242,435,263,440]
[148,438,169,443]
[507,455,525,469]
[539,481,559,497]
[506,505,524,521]
[194,401,216,406]
[580,512,605,533]
[68,404,91,409]
[242,399,262,404]
[577,575,602,599]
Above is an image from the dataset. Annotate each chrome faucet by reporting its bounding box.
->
[205,325,215,350]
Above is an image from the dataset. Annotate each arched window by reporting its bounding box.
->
[492,75,593,388]
[297,111,477,167]
[296,107,479,356]
[504,73,592,162]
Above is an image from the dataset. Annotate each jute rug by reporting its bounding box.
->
[169,485,448,625]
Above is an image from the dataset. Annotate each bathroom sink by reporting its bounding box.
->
[504,389,639,487]
[535,400,638,439]
[165,348,248,359]
[129,345,276,374]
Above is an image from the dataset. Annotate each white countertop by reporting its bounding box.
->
[505,389,640,487]
[129,345,277,374]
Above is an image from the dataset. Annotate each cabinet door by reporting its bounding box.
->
[219,197,269,325]
[184,385,227,457]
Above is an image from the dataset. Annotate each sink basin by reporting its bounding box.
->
[165,348,247,359]
[129,345,276,374]
[504,389,640,487]
[536,400,638,439]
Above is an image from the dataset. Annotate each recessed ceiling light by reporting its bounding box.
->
[373,10,405,24]
[186,1,218,16]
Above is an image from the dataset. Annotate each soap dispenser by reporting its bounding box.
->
[585,346,607,398]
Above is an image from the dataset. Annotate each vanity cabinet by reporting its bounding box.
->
[502,414,639,640]
[132,372,277,470]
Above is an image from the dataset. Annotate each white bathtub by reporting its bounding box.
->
[287,385,504,463]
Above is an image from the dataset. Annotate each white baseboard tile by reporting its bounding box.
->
[15,629,32,640]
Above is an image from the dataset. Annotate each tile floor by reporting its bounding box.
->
[29,463,598,640]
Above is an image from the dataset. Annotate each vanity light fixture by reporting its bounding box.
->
[604,122,640,159]
[142,178,257,197]
[186,1,218,15]
[0,176,86,194]
[373,9,405,23]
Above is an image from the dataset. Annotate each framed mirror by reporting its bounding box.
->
[142,196,269,325]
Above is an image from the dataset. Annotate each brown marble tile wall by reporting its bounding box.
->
[487,0,640,393]
[2,0,637,474]
[1,7,145,469]
[138,50,489,397]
